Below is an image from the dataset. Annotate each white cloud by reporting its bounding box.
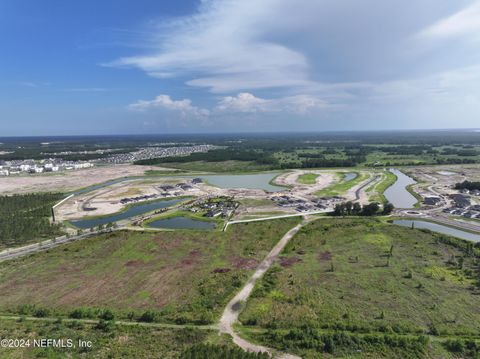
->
[108,0,316,93]
[128,94,210,117]
[216,92,327,114]
[129,92,326,121]
[115,0,480,130]
[419,0,480,39]
[216,93,268,113]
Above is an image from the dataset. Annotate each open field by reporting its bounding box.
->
[238,218,480,358]
[158,160,273,173]
[0,219,300,324]
[297,173,319,184]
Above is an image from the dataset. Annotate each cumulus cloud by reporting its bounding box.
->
[216,93,268,113]
[129,92,327,123]
[128,94,210,117]
[216,93,326,114]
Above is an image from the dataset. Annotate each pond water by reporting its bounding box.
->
[384,169,417,208]
[148,216,217,230]
[70,177,132,196]
[343,172,357,182]
[201,173,283,192]
[70,172,284,197]
[393,220,480,242]
[70,198,185,229]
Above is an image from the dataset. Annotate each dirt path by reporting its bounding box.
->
[0,315,216,330]
[219,221,306,359]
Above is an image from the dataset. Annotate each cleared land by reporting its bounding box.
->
[0,218,300,325]
[239,218,480,358]
[0,164,164,194]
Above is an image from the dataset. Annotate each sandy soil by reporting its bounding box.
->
[0,164,167,194]
[273,170,336,197]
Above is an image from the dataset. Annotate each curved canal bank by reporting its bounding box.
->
[70,198,186,229]
[384,169,417,208]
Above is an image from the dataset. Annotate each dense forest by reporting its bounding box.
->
[0,193,64,247]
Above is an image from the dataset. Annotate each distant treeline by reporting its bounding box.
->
[136,149,274,165]
[0,193,64,247]
[455,181,480,191]
[135,148,365,169]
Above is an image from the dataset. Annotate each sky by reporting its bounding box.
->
[1,0,480,136]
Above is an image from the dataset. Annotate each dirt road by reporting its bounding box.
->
[219,221,306,359]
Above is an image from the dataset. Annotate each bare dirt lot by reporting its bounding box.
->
[0,165,163,194]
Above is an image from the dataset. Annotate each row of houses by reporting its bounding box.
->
[443,206,480,219]
[0,161,93,176]
[458,188,480,196]
[270,195,332,212]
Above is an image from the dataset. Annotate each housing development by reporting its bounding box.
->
[0,132,479,359]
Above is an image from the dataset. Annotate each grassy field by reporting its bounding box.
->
[0,318,230,359]
[316,172,368,197]
[0,218,300,325]
[367,170,397,203]
[239,218,480,358]
[297,173,319,184]
[158,160,273,173]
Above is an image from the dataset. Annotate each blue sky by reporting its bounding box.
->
[1,0,480,135]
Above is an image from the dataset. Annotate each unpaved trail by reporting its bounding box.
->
[219,221,306,359]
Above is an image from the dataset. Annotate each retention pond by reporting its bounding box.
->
[70,198,185,229]
[393,219,480,242]
[384,169,417,209]
[148,216,217,230]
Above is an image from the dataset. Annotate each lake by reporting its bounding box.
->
[393,219,480,242]
[148,216,217,230]
[70,198,185,229]
[343,172,357,182]
[201,173,283,192]
[384,169,417,208]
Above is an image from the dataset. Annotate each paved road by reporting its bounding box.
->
[354,175,380,201]
[219,221,307,359]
